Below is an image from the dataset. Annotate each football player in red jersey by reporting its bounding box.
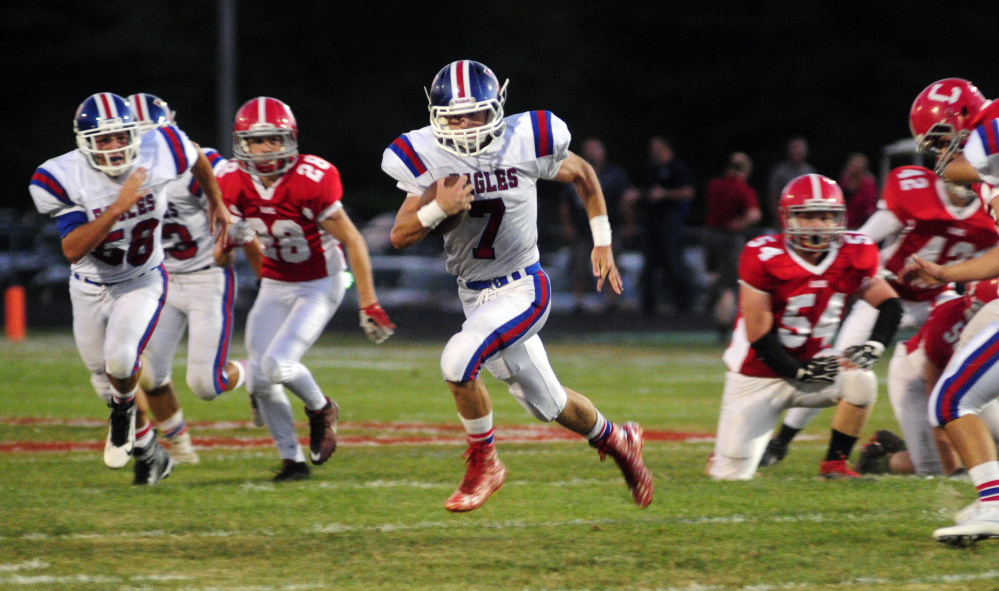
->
[856,280,999,476]
[763,166,998,467]
[707,174,902,480]
[218,97,395,481]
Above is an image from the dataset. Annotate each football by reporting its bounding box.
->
[419,174,467,236]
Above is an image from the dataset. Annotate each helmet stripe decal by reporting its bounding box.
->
[98,93,114,119]
[808,173,822,199]
[257,97,266,125]
[133,95,147,122]
[452,60,468,99]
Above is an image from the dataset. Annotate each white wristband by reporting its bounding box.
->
[589,215,612,247]
[417,200,448,229]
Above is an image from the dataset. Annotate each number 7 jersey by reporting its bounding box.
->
[723,233,880,378]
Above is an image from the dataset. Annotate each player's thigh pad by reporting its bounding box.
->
[251,277,342,384]
[710,373,796,480]
[180,269,238,399]
[441,277,550,382]
[931,320,999,427]
[103,269,167,379]
[484,335,566,422]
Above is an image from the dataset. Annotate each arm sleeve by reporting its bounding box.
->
[381,138,425,196]
[751,331,803,379]
[737,241,776,294]
[869,297,903,346]
[537,111,572,180]
[857,209,903,244]
[964,122,999,186]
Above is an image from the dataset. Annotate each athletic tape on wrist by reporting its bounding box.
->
[590,215,612,247]
[417,200,448,229]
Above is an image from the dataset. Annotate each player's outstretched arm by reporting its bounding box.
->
[61,167,147,263]
[909,245,999,285]
[553,152,622,294]
[322,209,395,344]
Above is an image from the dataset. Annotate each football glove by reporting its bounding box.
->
[844,341,885,371]
[221,220,256,253]
[360,303,395,344]
[795,356,840,384]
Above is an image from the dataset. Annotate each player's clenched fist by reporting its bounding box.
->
[360,303,395,344]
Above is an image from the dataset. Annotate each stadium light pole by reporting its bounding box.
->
[217,0,237,157]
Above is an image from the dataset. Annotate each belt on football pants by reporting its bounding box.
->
[459,261,542,290]
[73,273,126,287]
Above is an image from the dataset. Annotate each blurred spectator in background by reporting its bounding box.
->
[560,138,638,313]
[838,152,878,230]
[765,137,815,228]
[703,152,760,339]
[639,136,695,316]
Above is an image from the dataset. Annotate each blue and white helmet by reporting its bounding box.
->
[426,60,508,156]
[73,92,141,176]
[127,93,174,133]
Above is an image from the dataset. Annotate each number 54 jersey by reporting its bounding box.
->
[723,233,880,378]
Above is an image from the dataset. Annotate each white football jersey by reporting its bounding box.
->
[381,111,570,281]
[160,148,227,274]
[964,123,999,187]
[30,125,199,283]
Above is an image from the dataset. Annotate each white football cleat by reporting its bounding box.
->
[165,431,200,465]
[934,502,999,545]
[104,397,136,469]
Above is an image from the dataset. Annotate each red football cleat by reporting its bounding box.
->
[595,422,654,507]
[820,457,860,479]
[445,442,506,512]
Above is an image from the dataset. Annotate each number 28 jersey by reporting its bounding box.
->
[217,154,345,282]
[723,233,879,378]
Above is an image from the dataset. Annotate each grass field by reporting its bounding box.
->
[2,330,998,591]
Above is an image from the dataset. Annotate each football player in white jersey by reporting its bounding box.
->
[28,93,230,485]
[382,60,653,512]
[219,97,394,482]
[126,93,252,465]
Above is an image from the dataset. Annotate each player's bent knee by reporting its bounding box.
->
[187,370,220,401]
[260,355,293,385]
[441,332,485,382]
[104,349,138,380]
[840,369,877,406]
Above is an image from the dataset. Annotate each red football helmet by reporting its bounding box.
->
[909,79,987,173]
[967,278,999,313]
[233,97,299,176]
[779,174,846,253]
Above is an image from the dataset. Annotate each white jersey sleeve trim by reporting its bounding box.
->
[316,201,344,223]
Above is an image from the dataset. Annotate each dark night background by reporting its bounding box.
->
[5,1,998,224]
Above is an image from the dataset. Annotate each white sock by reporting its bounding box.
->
[460,412,494,444]
[586,411,612,443]
[970,461,999,504]
[159,411,186,439]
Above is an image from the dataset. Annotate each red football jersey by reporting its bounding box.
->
[218,154,343,282]
[879,166,997,301]
[724,233,879,378]
[904,296,971,369]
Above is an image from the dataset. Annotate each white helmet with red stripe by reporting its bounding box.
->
[427,60,508,156]
[779,174,847,253]
[232,97,299,176]
[74,92,142,177]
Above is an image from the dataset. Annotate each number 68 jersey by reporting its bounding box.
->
[723,233,880,378]
[217,153,346,282]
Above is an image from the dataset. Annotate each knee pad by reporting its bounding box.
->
[104,347,138,380]
[840,369,877,407]
[186,364,220,401]
[486,339,566,422]
[441,331,487,382]
[261,355,294,385]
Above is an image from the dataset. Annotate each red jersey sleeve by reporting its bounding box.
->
[881,168,911,223]
[855,240,880,281]
[738,237,779,293]
[304,156,343,221]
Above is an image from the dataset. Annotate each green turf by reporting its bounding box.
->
[0,331,994,590]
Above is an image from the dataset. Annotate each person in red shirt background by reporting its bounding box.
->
[838,153,878,230]
[703,152,761,339]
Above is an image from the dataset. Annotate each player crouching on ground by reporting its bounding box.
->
[707,174,902,480]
